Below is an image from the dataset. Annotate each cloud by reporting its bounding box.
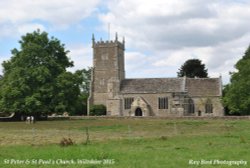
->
[67,43,93,72]
[124,51,151,77]
[17,23,46,35]
[100,0,250,49]
[0,0,100,38]
[1,0,250,84]
[0,0,101,74]
[0,56,9,74]
[98,0,250,83]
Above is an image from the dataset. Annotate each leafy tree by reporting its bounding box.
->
[223,45,250,115]
[75,68,91,94]
[72,68,91,115]
[177,59,208,78]
[0,30,82,116]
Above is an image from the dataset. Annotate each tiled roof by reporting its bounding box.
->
[121,78,185,93]
[186,78,221,97]
[120,77,222,96]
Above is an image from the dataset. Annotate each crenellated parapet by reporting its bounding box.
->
[92,33,125,50]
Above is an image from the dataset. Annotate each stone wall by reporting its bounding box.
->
[120,94,224,117]
[92,42,124,94]
[121,93,180,117]
[88,37,125,114]
[107,98,122,116]
[92,93,108,106]
[88,35,224,117]
[192,97,224,116]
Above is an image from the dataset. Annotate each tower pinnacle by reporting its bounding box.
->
[92,34,95,46]
[115,32,118,42]
[123,36,125,45]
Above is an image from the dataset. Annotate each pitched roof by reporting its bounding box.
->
[186,78,222,97]
[121,78,185,93]
[120,77,222,97]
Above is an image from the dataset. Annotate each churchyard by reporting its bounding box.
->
[0,118,249,168]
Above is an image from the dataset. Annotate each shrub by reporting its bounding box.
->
[159,136,168,141]
[60,138,74,147]
[89,104,106,116]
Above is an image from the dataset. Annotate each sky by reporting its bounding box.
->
[1,0,250,84]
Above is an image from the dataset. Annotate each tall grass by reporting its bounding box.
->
[0,119,249,167]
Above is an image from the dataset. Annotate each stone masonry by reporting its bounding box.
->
[88,34,224,117]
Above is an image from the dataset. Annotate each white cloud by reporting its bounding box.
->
[17,23,46,35]
[124,51,151,77]
[0,0,99,24]
[0,0,101,74]
[1,0,250,84]
[0,0,100,38]
[98,0,250,83]
[67,44,93,72]
[0,56,9,74]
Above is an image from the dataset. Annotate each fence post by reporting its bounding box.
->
[85,127,90,144]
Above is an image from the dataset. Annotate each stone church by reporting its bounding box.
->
[88,34,224,117]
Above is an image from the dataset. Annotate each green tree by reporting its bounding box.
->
[223,45,250,115]
[75,68,91,94]
[177,59,208,78]
[72,68,91,115]
[0,30,82,116]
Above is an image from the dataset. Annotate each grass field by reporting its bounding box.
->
[0,118,249,167]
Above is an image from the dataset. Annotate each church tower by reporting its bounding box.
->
[88,33,125,115]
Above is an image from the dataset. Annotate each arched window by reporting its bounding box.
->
[188,98,195,113]
[205,99,213,113]
[184,98,195,114]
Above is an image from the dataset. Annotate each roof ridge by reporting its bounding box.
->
[186,77,220,80]
[123,77,184,80]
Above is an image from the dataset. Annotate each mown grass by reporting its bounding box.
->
[0,118,249,167]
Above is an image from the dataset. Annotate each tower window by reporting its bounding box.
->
[124,98,134,109]
[158,97,168,109]
[100,79,105,85]
[101,53,109,60]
